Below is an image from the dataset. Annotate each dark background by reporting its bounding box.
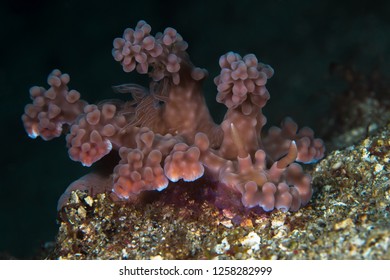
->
[1,0,389,258]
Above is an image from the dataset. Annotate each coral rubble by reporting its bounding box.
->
[50,123,390,260]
